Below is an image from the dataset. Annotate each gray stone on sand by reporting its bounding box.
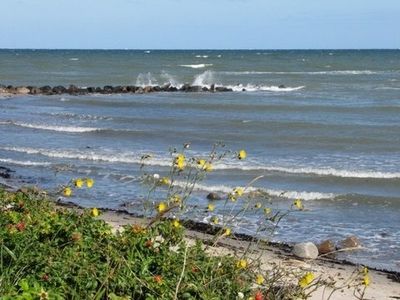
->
[338,236,361,249]
[292,242,319,259]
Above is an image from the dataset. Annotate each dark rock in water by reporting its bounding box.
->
[29,86,41,94]
[278,84,286,89]
[40,85,52,94]
[210,84,215,92]
[95,87,103,93]
[242,88,246,92]
[78,87,88,94]
[103,85,114,93]
[135,87,144,94]
[167,86,178,92]
[0,166,13,179]
[206,192,222,201]
[152,86,161,92]
[180,83,191,92]
[67,85,79,94]
[120,86,129,93]
[202,86,209,92]
[215,86,233,92]
[126,85,136,92]
[188,85,202,92]
[161,83,171,91]
[112,86,123,93]
[52,85,67,94]
[87,87,96,93]
[338,236,361,249]
[317,240,335,254]
[143,86,153,93]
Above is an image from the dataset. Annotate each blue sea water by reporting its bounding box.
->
[0,49,399,271]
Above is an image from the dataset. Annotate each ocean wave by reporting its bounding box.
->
[0,158,51,167]
[225,84,304,92]
[212,163,400,179]
[0,121,100,133]
[192,71,304,92]
[180,64,213,69]
[4,146,398,179]
[173,181,335,201]
[1,146,171,167]
[220,70,386,75]
[42,112,113,121]
[195,55,208,58]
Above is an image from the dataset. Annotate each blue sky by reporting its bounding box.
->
[1,0,399,49]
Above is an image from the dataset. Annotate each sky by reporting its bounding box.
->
[1,0,399,49]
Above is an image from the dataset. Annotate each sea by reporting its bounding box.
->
[0,49,399,271]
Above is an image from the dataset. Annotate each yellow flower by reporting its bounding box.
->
[211,216,219,224]
[233,187,244,197]
[160,177,171,186]
[363,267,369,275]
[197,159,213,172]
[86,178,94,188]
[204,163,213,172]
[172,219,181,228]
[74,178,84,188]
[293,199,304,210]
[63,187,72,197]
[170,195,182,204]
[174,154,185,170]
[223,228,231,236]
[236,259,247,269]
[254,202,262,209]
[228,193,237,202]
[263,207,271,215]
[299,272,315,288]
[363,274,371,286]
[91,208,99,217]
[208,203,215,211]
[238,150,247,160]
[256,274,265,285]
[157,202,167,213]
[38,289,49,300]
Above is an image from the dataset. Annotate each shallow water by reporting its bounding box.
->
[1,49,400,271]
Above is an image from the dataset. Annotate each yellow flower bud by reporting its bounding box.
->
[208,203,215,212]
[256,274,265,285]
[157,202,167,213]
[238,150,247,160]
[86,178,94,188]
[63,187,72,197]
[299,272,315,288]
[91,208,99,217]
[236,259,247,269]
[74,178,84,188]
[233,187,244,197]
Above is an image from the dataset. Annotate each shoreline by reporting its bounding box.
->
[58,199,400,299]
[1,180,400,298]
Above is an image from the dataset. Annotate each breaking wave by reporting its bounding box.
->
[180,64,213,69]
[0,121,100,133]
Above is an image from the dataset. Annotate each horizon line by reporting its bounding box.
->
[0,48,399,51]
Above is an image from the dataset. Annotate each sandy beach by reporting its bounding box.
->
[58,202,400,300]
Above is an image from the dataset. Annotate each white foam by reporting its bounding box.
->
[69,58,79,61]
[180,64,213,69]
[1,146,171,167]
[195,55,208,58]
[135,72,158,87]
[5,121,100,133]
[192,70,215,86]
[173,181,335,201]
[144,50,151,54]
[220,70,381,75]
[213,162,400,179]
[226,84,304,92]
[0,158,51,167]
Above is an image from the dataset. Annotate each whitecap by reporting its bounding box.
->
[180,64,213,69]
[0,158,51,167]
[69,58,79,61]
[1,121,100,133]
